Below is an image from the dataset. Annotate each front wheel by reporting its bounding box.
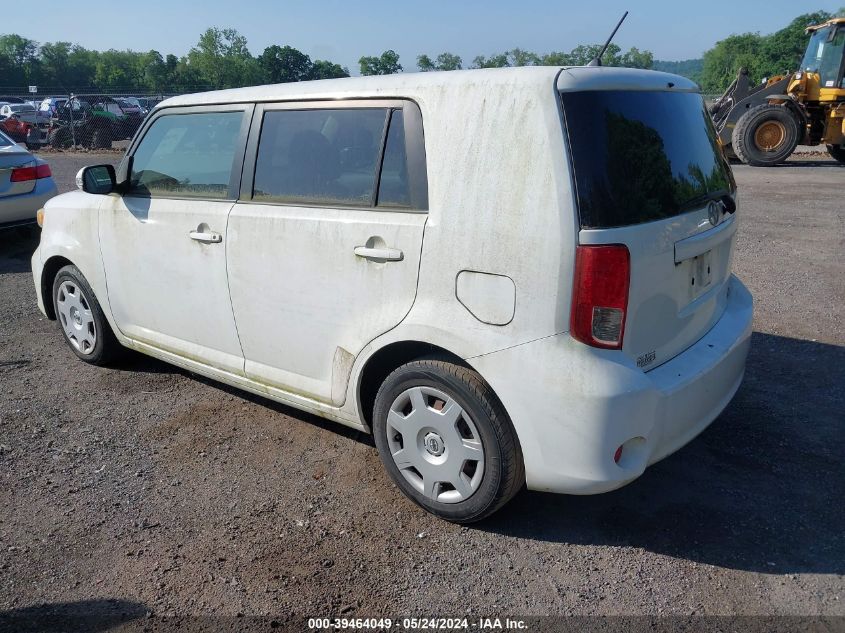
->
[53,265,122,365]
[732,104,800,166]
[827,144,845,164]
[373,358,524,523]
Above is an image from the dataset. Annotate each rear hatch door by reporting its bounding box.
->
[560,81,738,370]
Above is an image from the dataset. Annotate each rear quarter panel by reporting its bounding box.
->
[343,71,578,419]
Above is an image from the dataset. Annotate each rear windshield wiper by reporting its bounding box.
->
[677,190,736,215]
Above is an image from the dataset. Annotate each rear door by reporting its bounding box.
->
[561,88,738,370]
[227,100,428,405]
[100,105,252,374]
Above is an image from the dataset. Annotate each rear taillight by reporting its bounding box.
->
[570,244,630,349]
[10,164,52,182]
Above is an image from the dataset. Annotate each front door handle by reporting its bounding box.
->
[354,245,403,261]
[189,229,222,243]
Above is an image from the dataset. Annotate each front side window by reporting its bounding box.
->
[129,111,244,199]
[253,108,388,207]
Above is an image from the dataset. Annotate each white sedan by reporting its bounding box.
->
[0,130,58,228]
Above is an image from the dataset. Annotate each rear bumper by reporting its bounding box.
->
[0,178,58,225]
[468,275,753,495]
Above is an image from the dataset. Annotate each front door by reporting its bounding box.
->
[100,105,253,375]
[227,101,429,405]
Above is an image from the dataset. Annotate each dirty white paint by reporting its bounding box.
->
[32,66,753,494]
[455,271,516,326]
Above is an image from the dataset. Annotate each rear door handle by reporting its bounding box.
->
[354,246,403,261]
[189,230,222,243]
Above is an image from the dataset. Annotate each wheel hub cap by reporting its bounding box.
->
[56,280,97,355]
[386,386,485,504]
[755,120,787,151]
[423,432,445,457]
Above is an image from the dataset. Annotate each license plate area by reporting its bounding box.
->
[688,250,713,300]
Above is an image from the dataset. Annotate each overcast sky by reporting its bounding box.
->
[7,0,843,72]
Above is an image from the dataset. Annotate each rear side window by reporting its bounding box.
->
[561,91,734,229]
[377,110,411,208]
[253,108,388,207]
[129,111,244,199]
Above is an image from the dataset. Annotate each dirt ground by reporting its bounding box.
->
[0,152,843,631]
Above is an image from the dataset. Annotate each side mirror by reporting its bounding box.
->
[76,164,116,195]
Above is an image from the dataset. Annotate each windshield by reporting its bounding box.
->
[561,90,735,229]
[801,26,845,86]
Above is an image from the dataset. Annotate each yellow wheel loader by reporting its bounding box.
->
[710,17,845,166]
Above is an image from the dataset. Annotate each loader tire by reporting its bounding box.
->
[732,104,800,166]
[827,144,845,164]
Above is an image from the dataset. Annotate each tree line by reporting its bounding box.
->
[1,8,842,95]
[0,27,653,94]
[0,27,349,93]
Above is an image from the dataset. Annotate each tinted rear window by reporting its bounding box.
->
[561,91,734,229]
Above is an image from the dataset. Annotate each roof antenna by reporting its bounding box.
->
[588,11,629,66]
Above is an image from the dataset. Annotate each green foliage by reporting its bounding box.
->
[417,52,462,72]
[259,45,312,83]
[0,27,349,93]
[700,10,835,92]
[471,44,653,69]
[310,60,350,80]
[652,59,704,82]
[359,50,402,75]
[187,27,261,89]
[759,11,834,77]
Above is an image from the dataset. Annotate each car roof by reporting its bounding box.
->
[161,66,698,110]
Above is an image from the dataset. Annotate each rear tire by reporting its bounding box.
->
[732,104,800,166]
[373,358,524,523]
[52,265,122,366]
[48,128,72,149]
[827,144,845,164]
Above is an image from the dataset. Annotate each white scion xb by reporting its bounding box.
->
[32,66,752,522]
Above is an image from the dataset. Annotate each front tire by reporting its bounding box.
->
[827,144,845,164]
[373,358,524,523]
[732,104,801,166]
[52,265,122,366]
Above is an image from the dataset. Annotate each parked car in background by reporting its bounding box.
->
[0,113,40,148]
[31,67,752,522]
[1,103,39,125]
[120,96,161,116]
[115,97,142,117]
[39,97,68,118]
[0,96,25,105]
[0,129,57,228]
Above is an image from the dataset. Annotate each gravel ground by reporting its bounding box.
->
[0,152,843,631]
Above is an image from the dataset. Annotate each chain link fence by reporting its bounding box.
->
[0,89,190,151]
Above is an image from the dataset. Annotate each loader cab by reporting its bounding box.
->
[800,20,845,92]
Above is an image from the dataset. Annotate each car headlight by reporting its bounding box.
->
[36,207,45,227]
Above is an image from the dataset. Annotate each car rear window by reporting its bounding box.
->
[0,130,14,147]
[561,90,734,229]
